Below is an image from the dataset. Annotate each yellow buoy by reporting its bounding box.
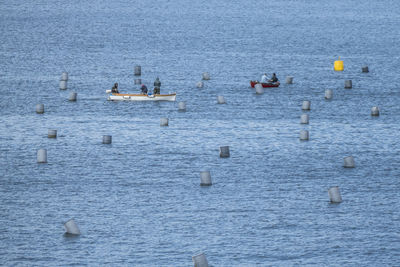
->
[334,56,344,71]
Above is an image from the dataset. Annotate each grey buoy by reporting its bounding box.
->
[255,83,264,94]
[69,92,77,101]
[219,146,230,158]
[37,149,47,163]
[192,252,209,267]
[160,118,169,126]
[60,80,67,90]
[343,156,355,168]
[200,171,212,186]
[325,89,333,100]
[202,72,210,80]
[196,81,204,88]
[102,135,112,144]
[371,106,380,116]
[36,104,44,114]
[178,101,186,112]
[299,130,309,141]
[362,66,369,73]
[300,114,309,124]
[134,65,141,76]
[285,76,293,84]
[328,186,342,203]
[302,100,310,110]
[61,72,68,81]
[48,130,57,138]
[217,96,226,104]
[134,79,142,85]
[64,219,81,235]
[344,80,352,89]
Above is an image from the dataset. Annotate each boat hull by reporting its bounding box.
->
[108,93,176,101]
[250,81,280,88]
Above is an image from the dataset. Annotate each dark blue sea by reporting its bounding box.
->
[1,0,400,266]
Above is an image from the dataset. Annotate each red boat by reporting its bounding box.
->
[250,80,280,88]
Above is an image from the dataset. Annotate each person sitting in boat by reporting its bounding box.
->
[269,73,278,83]
[140,84,148,94]
[111,82,119,93]
[260,73,269,83]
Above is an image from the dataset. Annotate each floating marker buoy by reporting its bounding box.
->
[202,72,210,80]
[36,104,44,114]
[196,81,204,88]
[343,156,355,168]
[300,114,309,124]
[134,79,141,85]
[325,89,333,100]
[371,106,380,116]
[48,130,57,138]
[299,130,309,141]
[219,146,230,158]
[69,92,77,101]
[64,219,81,235]
[217,96,226,104]
[255,83,264,94]
[362,66,369,73]
[344,80,352,89]
[61,72,68,81]
[60,80,67,90]
[160,118,169,126]
[178,101,186,111]
[200,171,212,186]
[192,253,209,267]
[37,149,47,163]
[328,186,342,203]
[102,135,112,144]
[134,65,141,76]
[334,56,344,71]
[302,100,310,110]
[285,76,293,84]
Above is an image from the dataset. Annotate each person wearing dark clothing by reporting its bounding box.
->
[154,77,161,94]
[269,73,278,83]
[111,82,119,93]
[140,84,148,94]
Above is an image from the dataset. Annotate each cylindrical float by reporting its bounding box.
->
[302,100,311,110]
[178,101,186,112]
[300,114,309,124]
[219,146,230,158]
[196,81,204,88]
[160,118,169,126]
[69,92,77,101]
[61,72,68,81]
[48,129,57,138]
[255,83,264,94]
[343,156,355,168]
[285,76,293,84]
[325,89,333,100]
[362,66,369,73]
[60,80,67,90]
[64,219,81,235]
[36,104,44,114]
[334,56,344,71]
[102,135,112,144]
[134,79,142,85]
[299,130,309,141]
[37,149,47,163]
[217,96,226,104]
[328,186,342,203]
[134,65,141,76]
[371,106,380,116]
[344,80,352,89]
[192,253,209,267]
[202,72,210,80]
[200,171,212,186]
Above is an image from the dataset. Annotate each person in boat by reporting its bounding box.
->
[140,84,148,94]
[111,82,119,93]
[154,77,161,94]
[260,73,269,83]
[269,73,278,83]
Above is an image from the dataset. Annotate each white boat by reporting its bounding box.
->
[106,90,176,101]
